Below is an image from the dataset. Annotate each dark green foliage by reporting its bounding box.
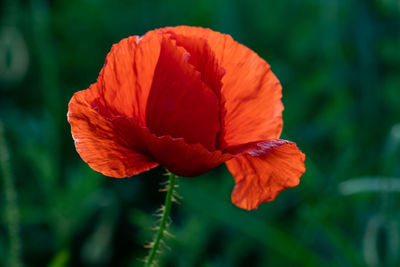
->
[1,0,400,266]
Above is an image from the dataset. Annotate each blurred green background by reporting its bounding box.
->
[1,0,400,266]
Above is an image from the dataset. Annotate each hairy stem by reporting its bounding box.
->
[145,172,177,267]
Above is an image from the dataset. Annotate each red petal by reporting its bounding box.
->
[225,140,305,210]
[95,31,162,125]
[145,35,220,151]
[112,117,231,177]
[166,31,225,96]
[68,84,158,178]
[164,26,284,148]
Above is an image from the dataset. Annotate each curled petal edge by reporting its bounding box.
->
[225,139,306,210]
[67,87,159,178]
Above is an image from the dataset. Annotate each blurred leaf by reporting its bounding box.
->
[47,249,70,267]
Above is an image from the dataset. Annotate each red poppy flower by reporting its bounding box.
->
[67,26,305,210]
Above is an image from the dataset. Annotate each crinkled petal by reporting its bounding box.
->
[166,31,225,96]
[145,35,220,151]
[225,139,305,210]
[68,84,158,178]
[95,31,162,125]
[164,26,283,149]
[112,117,232,177]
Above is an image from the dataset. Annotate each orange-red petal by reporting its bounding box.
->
[111,117,232,177]
[94,31,162,125]
[163,26,284,149]
[225,140,305,210]
[166,31,225,96]
[145,35,220,151]
[68,84,158,178]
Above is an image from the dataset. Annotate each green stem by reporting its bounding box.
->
[0,121,23,267]
[145,172,177,267]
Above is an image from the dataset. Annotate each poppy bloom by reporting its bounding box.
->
[67,26,305,210]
